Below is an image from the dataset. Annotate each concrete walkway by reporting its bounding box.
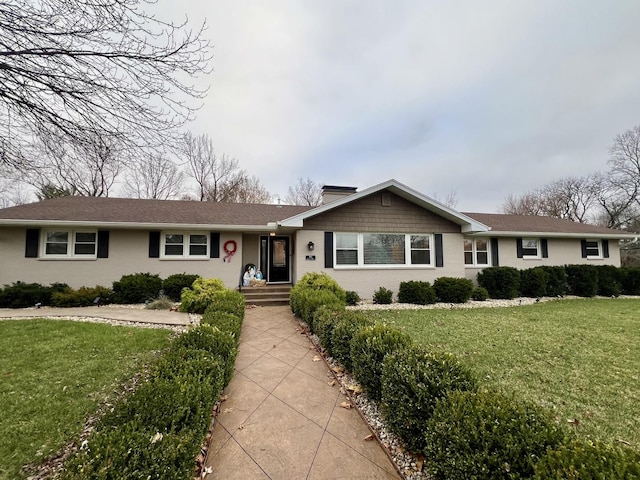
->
[0,306,192,326]
[204,305,401,480]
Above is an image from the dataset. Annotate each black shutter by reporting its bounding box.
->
[97,230,110,258]
[149,231,160,258]
[516,238,523,258]
[324,232,333,268]
[25,228,40,258]
[491,237,499,266]
[581,239,588,258]
[435,233,444,267]
[602,239,609,258]
[210,232,220,258]
[541,239,548,258]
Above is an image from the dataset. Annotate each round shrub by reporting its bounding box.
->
[162,273,199,301]
[331,311,374,371]
[540,266,568,297]
[433,277,474,303]
[373,286,393,305]
[312,305,343,355]
[205,289,246,321]
[171,325,237,386]
[381,345,478,452]
[289,272,347,315]
[520,267,550,298]
[398,281,436,305]
[477,267,521,299]
[534,439,640,479]
[112,273,162,304]
[297,289,345,326]
[178,277,226,313]
[345,290,361,306]
[350,325,412,401]
[565,265,598,297]
[424,390,564,480]
[471,286,489,301]
[201,309,242,343]
[596,265,622,297]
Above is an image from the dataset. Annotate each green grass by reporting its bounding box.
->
[0,319,172,480]
[368,298,640,450]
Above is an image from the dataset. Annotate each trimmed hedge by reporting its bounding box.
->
[0,281,68,308]
[477,267,520,299]
[51,285,112,307]
[424,390,564,480]
[331,311,374,371]
[596,265,622,297]
[540,266,568,297]
[350,325,412,401]
[204,289,246,321]
[112,273,163,304]
[312,305,344,356]
[520,267,550,298]
[620,267,640,295]
[398,280,436,305]
[162,273,200,301]
[201,309,243,343]
[179,278,226,314]
[290,272,347,320]
[381,345,477,452]
[433,277,474,303]
[297,289,345,326]
[534,439,640,479]
[565,264,599,297]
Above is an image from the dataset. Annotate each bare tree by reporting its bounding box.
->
[216,173,272,203]
[284,178,322,206]
[432,190,459,209]
[609,125,640,211]
[24,135,123,197]
[0,0,211,169]
[121,155,184,200]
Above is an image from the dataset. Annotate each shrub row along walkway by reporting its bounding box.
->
[205,305,400,479]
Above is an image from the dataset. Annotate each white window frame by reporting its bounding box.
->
[161,232,209,259]
[521,237,541,259]
[41,229,97,259]
[334,232,434,269]
[585,239,602,259]
[464,238,490,267]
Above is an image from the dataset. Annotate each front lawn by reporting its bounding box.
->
[0,319,172,480]
[368,298,640,450]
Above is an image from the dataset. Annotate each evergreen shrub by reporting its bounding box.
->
[350,325,411,401]
[398,280,436,305]
[112,273,162,304]
[596,265,622,296]
[520,267,550,298]
[433,277,474,303]
[372,286,393,304]
[477,267,521,299]
[540,266,568,297]
[331,311,374,371]
[620,267,640,295]
[162,273,199,301]
[565,265,598,297]
[471,286,489,301]
[178,277,226,313]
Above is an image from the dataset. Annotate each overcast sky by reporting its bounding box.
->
[167,0,640,212]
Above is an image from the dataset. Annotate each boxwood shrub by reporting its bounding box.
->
[204,289,246,321]
[477,266,521,299]
[565,264,599,297]
[540,266,568,297]
[201,309,243,343]
[289,272,347,314]
[433,277,474,303]
[471,286,489,301]
[296,289,345,326]
[179,277,226,313]
[350,325,412,401]
[424,390,564,480]
[398,281,436,305]
[112,273,163,304]
[520,267,550,298]
[373,286,393,305]
[312,305,345,356]
[533,439,640,479]
[331,311,374,371]
[162,273,200,301]
[381,345,477,452]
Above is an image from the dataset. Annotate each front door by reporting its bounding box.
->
[267,236,290,283]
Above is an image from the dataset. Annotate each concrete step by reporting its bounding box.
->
[240,285,291,307]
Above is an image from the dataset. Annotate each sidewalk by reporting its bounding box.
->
[204,305,401,480]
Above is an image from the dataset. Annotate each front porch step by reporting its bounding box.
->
[240,285,291,307]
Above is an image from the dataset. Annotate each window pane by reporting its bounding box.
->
[411,250,430,265]
[189,245,207,256]
[476,239,488,251]
[46,243,67,255]
[464,251,473,265]
[336,250,358,265]
[411,235,430,249]
[165,234,183,244]
[336,233,357,249]
[464,239,473,252]
[165,244,183,255]
[75,244,96,255]
[586,240,600,256]
[75,232,96,243]
[477,252,488,265]
[190,234,207,245]
[47,232,68,243]
[364,234,405,264]
[523,238,538,249]
[523,248,538,256]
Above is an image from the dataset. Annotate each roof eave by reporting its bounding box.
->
[468,230,638,240]
[0,219,279,232]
